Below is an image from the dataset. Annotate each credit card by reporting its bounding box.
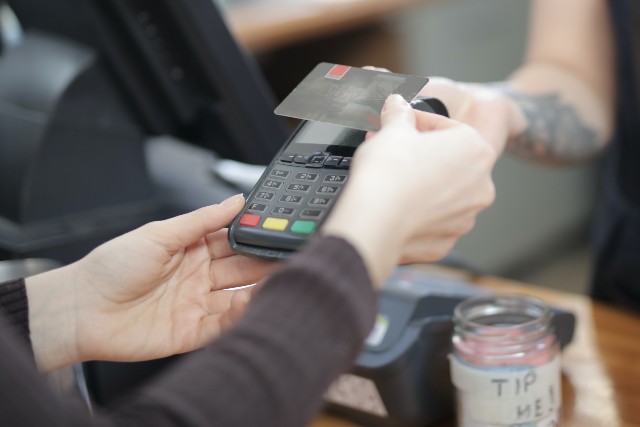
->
[274,63,429,131]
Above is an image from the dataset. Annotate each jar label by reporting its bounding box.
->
[450,354,561,426]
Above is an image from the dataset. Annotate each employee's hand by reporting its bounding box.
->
[323,94,496,286]
[26,196,275,372]
[364,67,511,154]
[418,77,512,154]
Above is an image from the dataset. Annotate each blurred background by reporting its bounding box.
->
[0,0,598,296]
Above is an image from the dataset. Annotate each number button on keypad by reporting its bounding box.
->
[270,169,290,178]
[255,191,275,201]
[323,174,347,183]
[309,197,332,206]
[287,183,311,192]
[279,195,303,204]
[272,207,295,216]
[295,173,318,181]
[263,180,282,189]
[316,186,339,195]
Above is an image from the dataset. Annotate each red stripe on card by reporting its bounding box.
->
[326,64,351,80]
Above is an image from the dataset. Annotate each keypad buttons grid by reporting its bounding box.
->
[239,155,353,236]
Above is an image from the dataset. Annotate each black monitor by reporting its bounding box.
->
[7,0,287,164]
[0,0,287,263]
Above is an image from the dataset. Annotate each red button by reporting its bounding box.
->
[239,214,261,227]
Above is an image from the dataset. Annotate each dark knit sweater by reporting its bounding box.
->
[0,236,376,427]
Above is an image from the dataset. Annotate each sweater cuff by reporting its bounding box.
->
[0,278,32,347]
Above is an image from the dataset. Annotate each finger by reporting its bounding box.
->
[379,94,416,131]
[207,289,236,313]
[227,288,254,325]
[145,194,245,252]
[205,228,236,260]
[206,288,254,335]
[207,286,254,314]
[363,65,391,73]
[413,110,461,132]
[210,255,276,290]
[417,76,458,98]
[365,130,377,140]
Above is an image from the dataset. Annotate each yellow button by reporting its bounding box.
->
[262,217,289,231]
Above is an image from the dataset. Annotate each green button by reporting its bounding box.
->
[291,220,316,234]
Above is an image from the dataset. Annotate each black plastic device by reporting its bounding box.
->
[229,97,449,259]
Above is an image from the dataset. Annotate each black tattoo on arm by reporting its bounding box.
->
[496,87,601,164]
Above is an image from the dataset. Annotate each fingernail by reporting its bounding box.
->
[221,193,244,206]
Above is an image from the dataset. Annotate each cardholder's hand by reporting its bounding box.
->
[27,196,275,371]
[324,95,496,286]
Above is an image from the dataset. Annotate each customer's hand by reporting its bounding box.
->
[26,196,275,371]
[323,94,496,286]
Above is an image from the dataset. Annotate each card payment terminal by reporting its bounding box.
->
[228,98,448,259]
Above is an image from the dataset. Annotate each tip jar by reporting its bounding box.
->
[450,294,561,427]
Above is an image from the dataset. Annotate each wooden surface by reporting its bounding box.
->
[312,271,640,427]
[226,0,424,53]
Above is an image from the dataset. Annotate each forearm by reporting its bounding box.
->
[496,0,614,164]
[497,63,613,164]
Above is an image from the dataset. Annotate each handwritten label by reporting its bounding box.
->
[451,355,561,426]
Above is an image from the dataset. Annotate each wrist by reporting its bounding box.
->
[25,263,82,371]
[489,83,529,149]
[322,185,404,287]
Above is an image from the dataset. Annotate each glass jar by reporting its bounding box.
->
[450,295,561,427]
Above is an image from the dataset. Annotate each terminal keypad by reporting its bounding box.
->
[237,152,350,242]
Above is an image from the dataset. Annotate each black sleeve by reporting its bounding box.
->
[0,236,378,427]
[0,278,32,349]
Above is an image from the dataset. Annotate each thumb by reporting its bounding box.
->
[380,94,416,131]
[145,194,245,251]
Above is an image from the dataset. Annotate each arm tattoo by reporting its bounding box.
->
[496,87,601,164]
